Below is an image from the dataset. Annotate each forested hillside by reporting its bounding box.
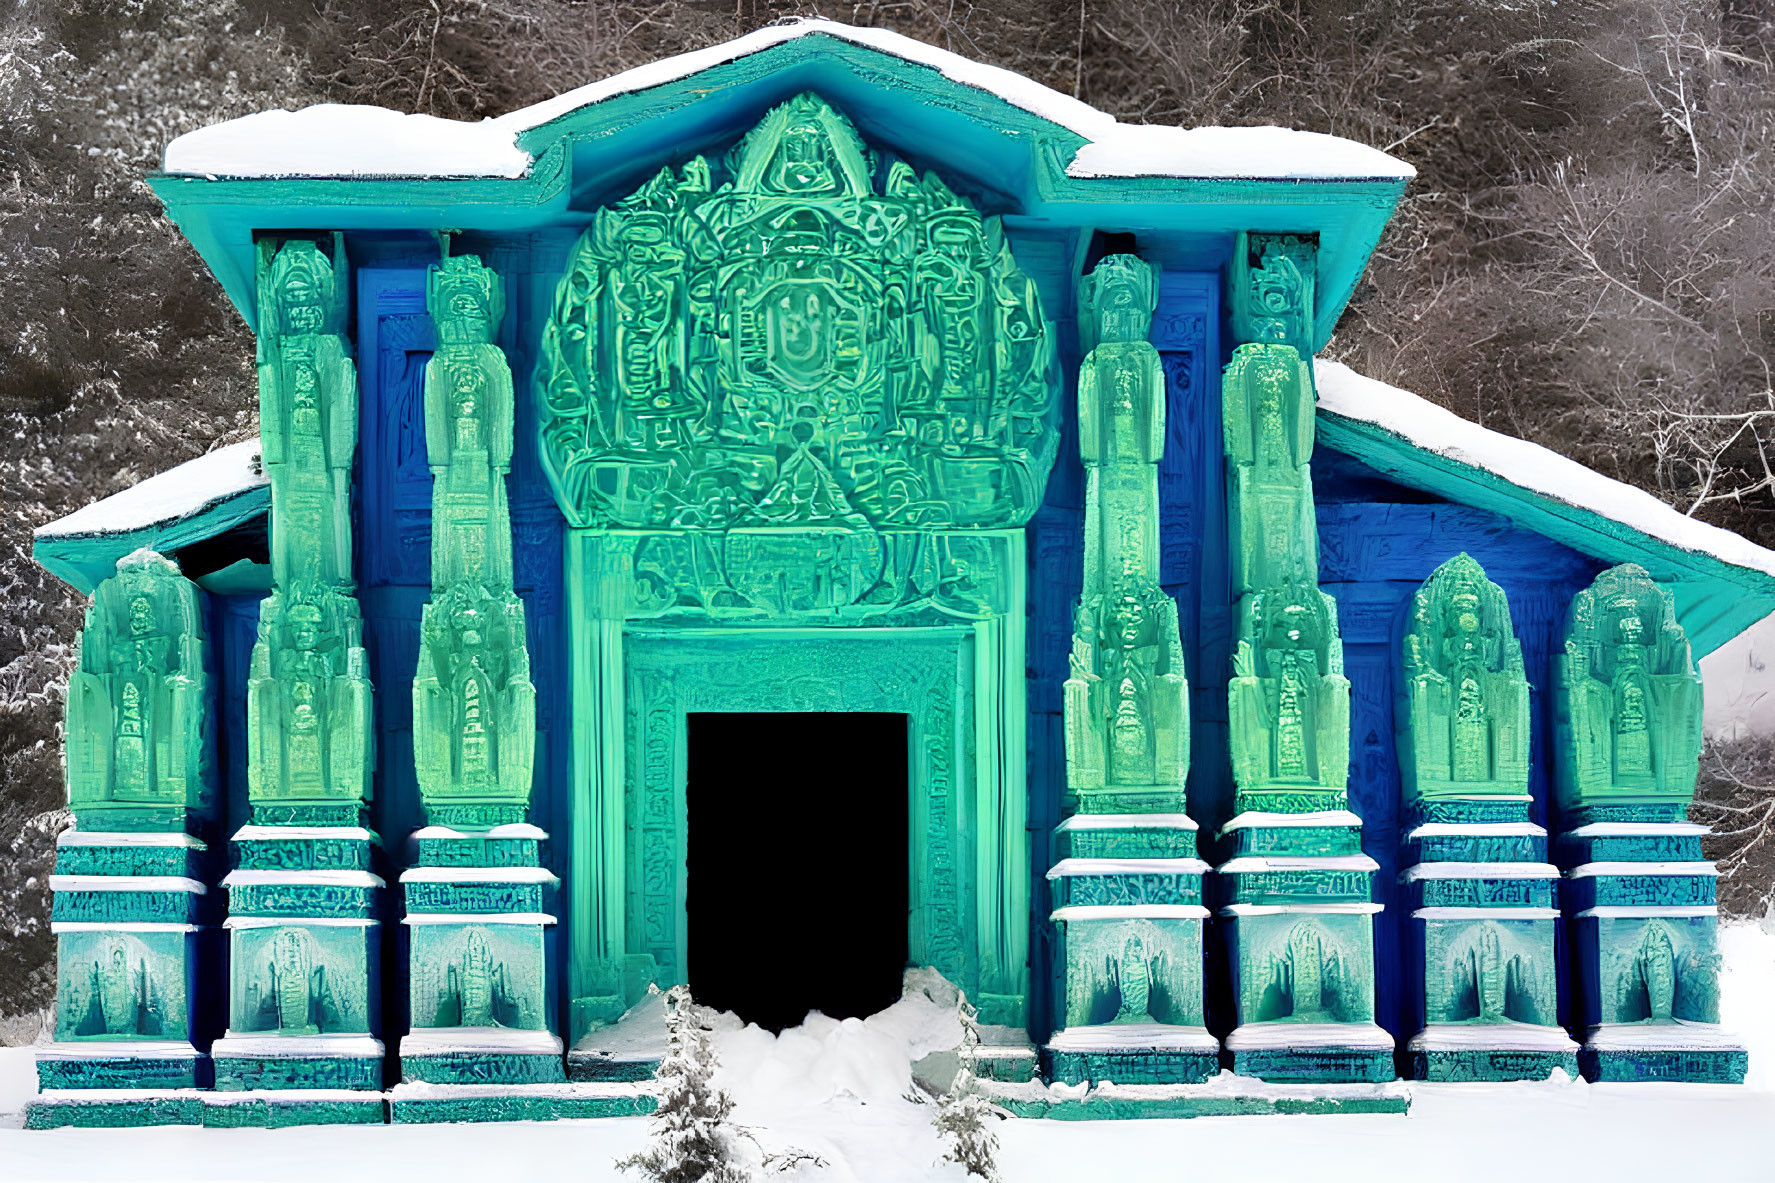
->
[2,0,1772,1027]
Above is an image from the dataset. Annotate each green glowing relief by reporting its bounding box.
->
[415,255,535,825]
[247,238,374,812]
[65,549,214,830]
[1064,255,1188,811]
[1554,563,1703,812]
[1399,553,1531,801]
[536,93,1059,533]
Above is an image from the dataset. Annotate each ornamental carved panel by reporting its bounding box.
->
[537,93,1059,531]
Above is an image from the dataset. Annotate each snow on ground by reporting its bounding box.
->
[1702,611,1775,738]
[161,18,1413,183]
[3,928,1774,1182]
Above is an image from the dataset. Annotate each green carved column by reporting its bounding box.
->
[1216,234,1391,1083]
[1554,564,1745,1082]
[393,254,569,1122]
[1043,255,1214,1087]
[211,237,385,1122]
[1397,554,1575,1081]
[29,549,216,1128]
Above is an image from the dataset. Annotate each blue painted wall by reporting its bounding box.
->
[196,226,1610,1055]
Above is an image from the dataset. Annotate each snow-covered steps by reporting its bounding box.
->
[980,1071,1412,1119]
[387,1081,655,1124]
[1579,1019,1748,1084]
[24,1089,210,1129]
[200,1088,387,1126]
[1223,1021,1396,1084]
[568,989,666,1082]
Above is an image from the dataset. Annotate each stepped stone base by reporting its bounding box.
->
[35,1041,207,1090]
[202,1090,389,1126]
[400,1027,565,1085]
[1407,1024,1579,1081]
[388,1081,656,1123]
[1043,1024,1218,1085]
[1580,1023,1748,1083]
[1225,1022,1395,1083]
[982,1075,1411,1119]
[211,1033,385,1091]
[25,1090,208,1129]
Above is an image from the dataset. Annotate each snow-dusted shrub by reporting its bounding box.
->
[618,984,754,1183]
[933,992,1001,1183]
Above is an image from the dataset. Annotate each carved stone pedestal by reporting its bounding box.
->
[1043,815,1214,1085]
[1401,802,1575,1081]
[1560,809,1744,1082]
[210,824,385,1122]
[1217,812,1391,1083]
[395,823,565,1115]
[27,831,216,1130]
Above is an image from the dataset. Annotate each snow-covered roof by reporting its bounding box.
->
[35,440,264,540]
[160,18,1413,184]
[1314,359,1775,582]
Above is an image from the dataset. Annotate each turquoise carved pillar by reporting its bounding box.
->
[393,253,567,1121]
[211,237,386,1121]
[29,549,216,1128]
[1216,234,1391,1082]
[1397,554,1575,1080]
[1554,564,1745,1081]
[1042,255,1214,1086]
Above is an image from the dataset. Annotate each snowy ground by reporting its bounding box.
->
[4,924,1774,1183]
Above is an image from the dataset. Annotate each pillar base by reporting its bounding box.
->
[25,1090,208,1129]
[211,1033,385,1091]
[398,1026,565,1085]
[1580,1022,1748,1083]
[1043,1023,1218,1085]
[34,1040,206,1090]
[1407,1023,1579,1081]
[388,1081,656,1123]
[1225,1022,1395,1083]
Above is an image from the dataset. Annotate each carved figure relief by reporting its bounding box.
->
[1399,554,1531,800]
[1063,256,1188,801]
[432,927,524,1028]
[1554,564,1703,809]
[1059,919,1199,1028]
[537,93,1059,532]
[1229,581,1351,798]
[1443,923,1547,1026]
[248,237,374,811]
[414,255,536,825]
[1233,232,1317,356]
[65,937,163,1038]
[247,584,374,807]
[242,926,351,1034]
[1256,919,1356,1022]
[256,237,357,590]
[1613,919,1721,1025]
[1223,343,1318,597]
[64,549,212,824]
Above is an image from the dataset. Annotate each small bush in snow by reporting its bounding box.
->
[618,984,753,1183]
[933,992,1001,1182]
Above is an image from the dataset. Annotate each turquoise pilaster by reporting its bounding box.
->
[1555,565,1744,1082]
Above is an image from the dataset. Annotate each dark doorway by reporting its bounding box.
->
[686,712,909,1032]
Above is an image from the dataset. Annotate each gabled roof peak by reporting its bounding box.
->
[161,18,1413,184]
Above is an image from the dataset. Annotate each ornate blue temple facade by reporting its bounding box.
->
[25,21,1769,1126]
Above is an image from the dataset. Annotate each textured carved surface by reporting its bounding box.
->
[248,238,374,812]
[1554,563,1703,810]
[414,254,536,824]
[1229,580,1352,804]
[408,923,547,1030]
[1064,256,1189,807]
[229,924,373,1035]
[537,93,1058,531]
[1223,344,1319,598]
[1232,233,1317,357]
[54,930,190,1041]
[1399,554,1531,801]
[65,550,213,829]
